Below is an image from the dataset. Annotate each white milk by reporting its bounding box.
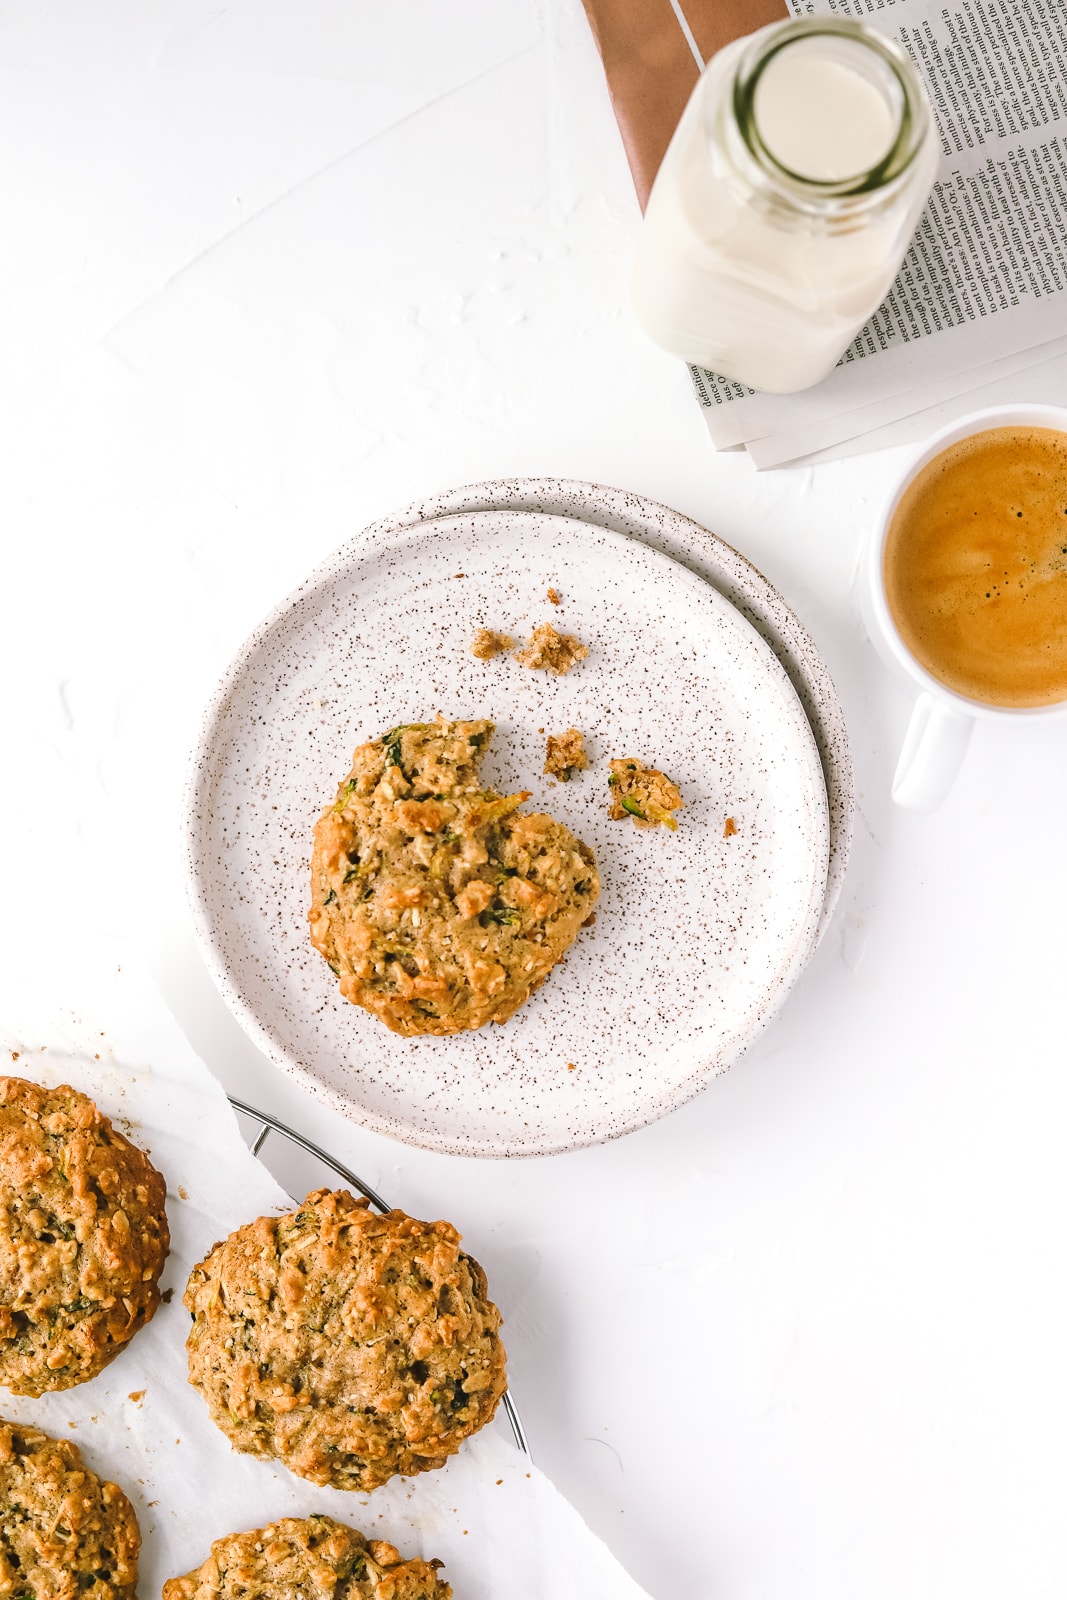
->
[632,20,938,394]
[753,52,896,182]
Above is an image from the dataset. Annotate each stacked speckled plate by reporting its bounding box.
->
[186,480,852,1157]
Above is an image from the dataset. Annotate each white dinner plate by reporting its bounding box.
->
[186,510,830,1156]
[361,477,853,940]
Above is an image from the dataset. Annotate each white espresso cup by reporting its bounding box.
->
[864,402,1067,812]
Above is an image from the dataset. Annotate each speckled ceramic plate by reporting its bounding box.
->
[355,478,853,942]
[187,509,830,1156]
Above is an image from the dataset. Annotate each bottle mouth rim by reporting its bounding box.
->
[732,19,929,200]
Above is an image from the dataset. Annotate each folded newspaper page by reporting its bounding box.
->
[692,0,1067,462]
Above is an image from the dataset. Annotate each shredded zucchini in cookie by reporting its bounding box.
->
[310,716,599,1035]
[607,757,684,831]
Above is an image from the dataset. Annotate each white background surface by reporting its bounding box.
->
[2,3,1066,1597]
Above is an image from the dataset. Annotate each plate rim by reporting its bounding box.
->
[185,506,832,1157]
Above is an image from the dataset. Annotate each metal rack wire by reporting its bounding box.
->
[230,1096,530,1460]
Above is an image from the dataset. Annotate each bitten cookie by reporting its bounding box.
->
[163,1515,451,1600]
[184,1188,506,1492]
[309,716,599,1034]
[0,1419,140,1600]
[0,1076,169,1395]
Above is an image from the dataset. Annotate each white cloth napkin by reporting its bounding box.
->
[0,948,651,1600]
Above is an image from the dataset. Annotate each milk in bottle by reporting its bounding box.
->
[631,20,938,393]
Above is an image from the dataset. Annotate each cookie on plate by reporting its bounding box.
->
[0,1419,140,1599]
[0,1076,169,1395]
[309,716,599,1035]
[184,1187,506,1492]
[163,1514,451,1600]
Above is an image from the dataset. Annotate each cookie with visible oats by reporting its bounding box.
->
[544,728,587,781]
[309,716,599,1035]
[0,1076,169,1395]
[184,1188,507,1493]
[0,1419,140,1600]
[163,1516,451,1600]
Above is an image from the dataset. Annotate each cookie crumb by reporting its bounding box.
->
[547,586,561,605]
[470,627,513,661]
[128,1391,145,1404]
[544,728,587,782]
[567,1063,576,1071]
[515,622,588,675]
[724,816,738,838]
[178,1186,189,1201]
[608,759,684,831]
[161,1288,174,1304]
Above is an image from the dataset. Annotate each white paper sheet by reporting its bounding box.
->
[743,331,1067,467]
[0,948,651,1600]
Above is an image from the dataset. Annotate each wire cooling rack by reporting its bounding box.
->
[230,1096,530,1459]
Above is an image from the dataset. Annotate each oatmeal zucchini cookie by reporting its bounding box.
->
[184,1188,506,1493]
[0,1419,140,1600]
[0,1076,169,1395]
[309,716,599,1035]
[163,1515,451,1600]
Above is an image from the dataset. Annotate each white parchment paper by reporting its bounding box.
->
[0,949,651,1600]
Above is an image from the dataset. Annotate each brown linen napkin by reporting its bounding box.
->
[580,0,788,209]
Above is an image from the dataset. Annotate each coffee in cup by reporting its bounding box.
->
[883,425,1067,709]
[865,404,1067,811]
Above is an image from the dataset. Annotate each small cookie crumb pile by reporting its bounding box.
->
[310,718,599,1035]
[608,759,684,831]
[546,586,561,605]
[0,1421,140,1600]
[544,729,587,782]
[515,622,588,675]
[470,628,513,660]
[163,1515,451,1600]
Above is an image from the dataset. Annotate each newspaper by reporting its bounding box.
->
[692,0,1067,464]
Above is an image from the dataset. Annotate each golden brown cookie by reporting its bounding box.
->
[184,1188,506,1493]
[0,1419,140,1599]
[0,1076,169,1395]
[163,1515,451,1600]
[309,717,599,1035]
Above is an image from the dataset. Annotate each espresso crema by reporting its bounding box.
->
[883,425,1067,708]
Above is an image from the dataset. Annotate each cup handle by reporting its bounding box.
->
[891,693,974,812]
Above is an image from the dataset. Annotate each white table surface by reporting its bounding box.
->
[2,5,1066,1597]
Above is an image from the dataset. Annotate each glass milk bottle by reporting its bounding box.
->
[632,19,938,394]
